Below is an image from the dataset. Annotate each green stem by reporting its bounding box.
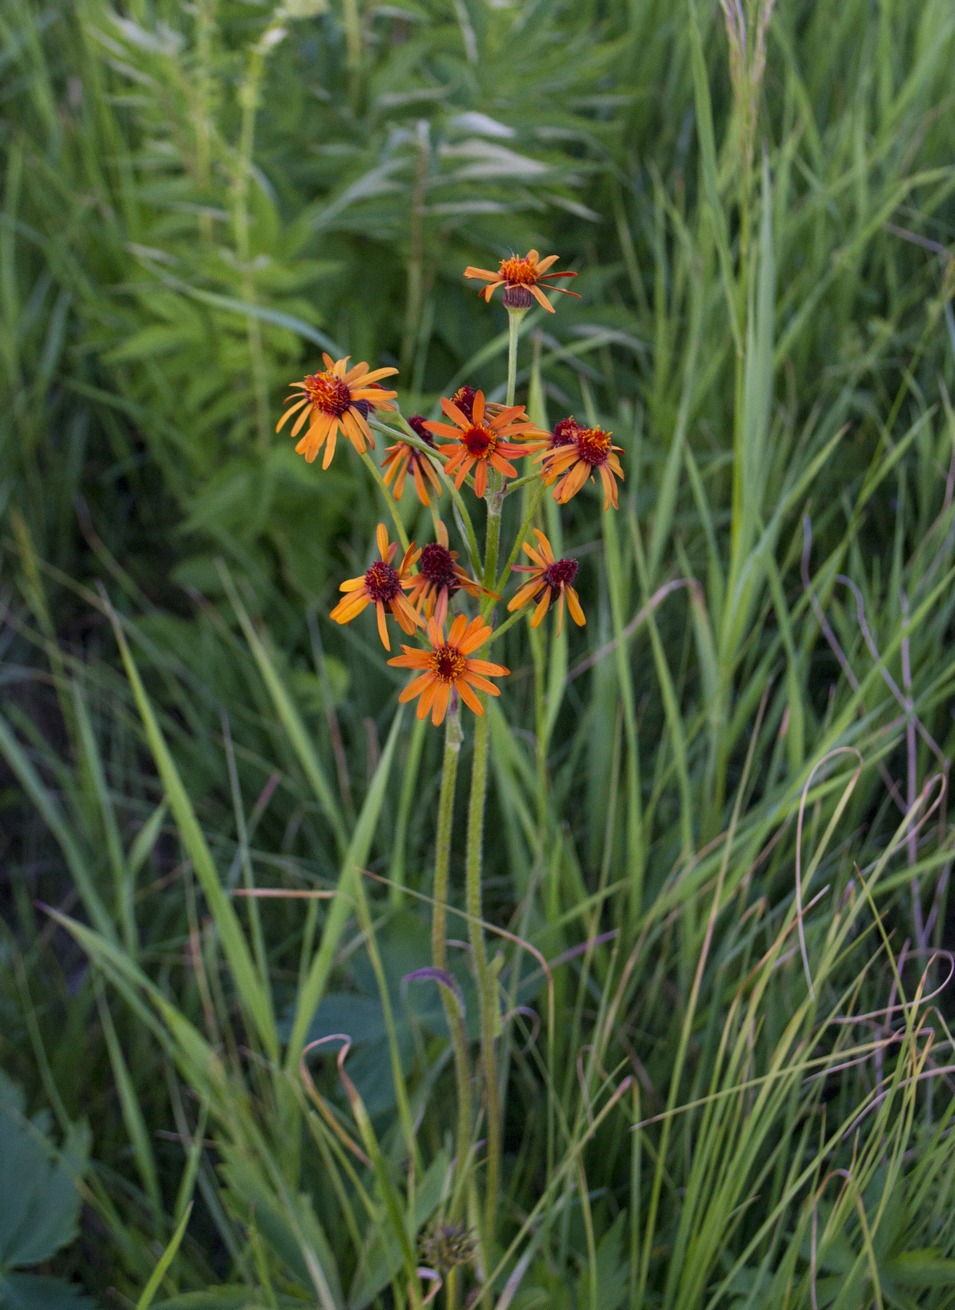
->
[341,0,362,112]
[360,451,410,554]
[494,477,546,595]
[483,607,526,647]
[464,303,527,1252]
[464,701,501,1247]
[233,31,275,451]
[504,308,526,407]
[432,706,473,1222]
[482,469,505,607]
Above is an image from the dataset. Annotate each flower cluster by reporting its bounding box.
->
[277,249,625,724]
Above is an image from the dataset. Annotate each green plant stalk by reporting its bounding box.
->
[480,309,526,606]
[495,476,546,595]
[232,29,276,452]
[464,303,529,1250]
[464,699,501,1249]
[431,705,473,1231]
[504,307,526,406]
[360,451,411,553]
[341,0,363,111]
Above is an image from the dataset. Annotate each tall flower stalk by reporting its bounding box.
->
[278,246,622,1285]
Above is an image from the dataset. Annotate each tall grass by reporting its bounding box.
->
[3,0,955,1306]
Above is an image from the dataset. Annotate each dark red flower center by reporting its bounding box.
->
[408,415,436,447]
[462,425,494,460]
[544,558,578,592]
[430,645,467,682]
[451,386,476,421]
[575,427,612,466]
[304,370,352,417]
[420,543,459,590]
[364,560,401,603]
[551,417,580,447]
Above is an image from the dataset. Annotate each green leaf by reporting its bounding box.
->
[0,1273,99,1309]
[574,1212,629,1310]
[0,1072,90,1271]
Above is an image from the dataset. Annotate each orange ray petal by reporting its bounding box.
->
[430,682,452,726]
[320,426,339,470]
[375,603,391,650]
[531,591,552,628]
[464,673,503,697]
[464,657,509,676]
[566,587,586,626]
[455,679,483,714]
[439,397,472,429]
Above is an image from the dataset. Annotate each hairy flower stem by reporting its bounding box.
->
[432,706,473,1218]
[505,307,527,407]
[466,303,529,1250]
[465,700,501,1247]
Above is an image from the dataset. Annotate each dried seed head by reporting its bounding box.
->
[419,1223,477,1273]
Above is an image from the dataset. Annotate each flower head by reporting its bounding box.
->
[388,614,509,725]
[550,416,582,448]
[507,528,585,635]
[540,424,624,510]
[381,417,443,506]
[450,385,477,421]
[423,389,544,499]
[406,520,493,625]
[419,1223,476,1275]
[277,354,398,468]
[464,249,580,314]
[329,523,421,650]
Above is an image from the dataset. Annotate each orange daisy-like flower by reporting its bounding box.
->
[388,615,509,726]
[277,354,398,468]
[381,416,444,506]
[464,249,580,314]
[423,389,544,499]
[329,523,421,651]
[406,520,493,626]
[540,425,625,511]
[507,529,585,636]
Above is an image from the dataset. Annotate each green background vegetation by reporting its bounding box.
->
[3,0,955,1305]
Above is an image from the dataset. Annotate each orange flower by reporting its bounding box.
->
[329,523,421,651]
[381,417,444,506]
[388,615,509,725]
[406,520,492,626]
[540,425,624,511]
[423,389,544,499]
[464,249,580,313]
[507,529,585,636]
[277,354,398,468]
